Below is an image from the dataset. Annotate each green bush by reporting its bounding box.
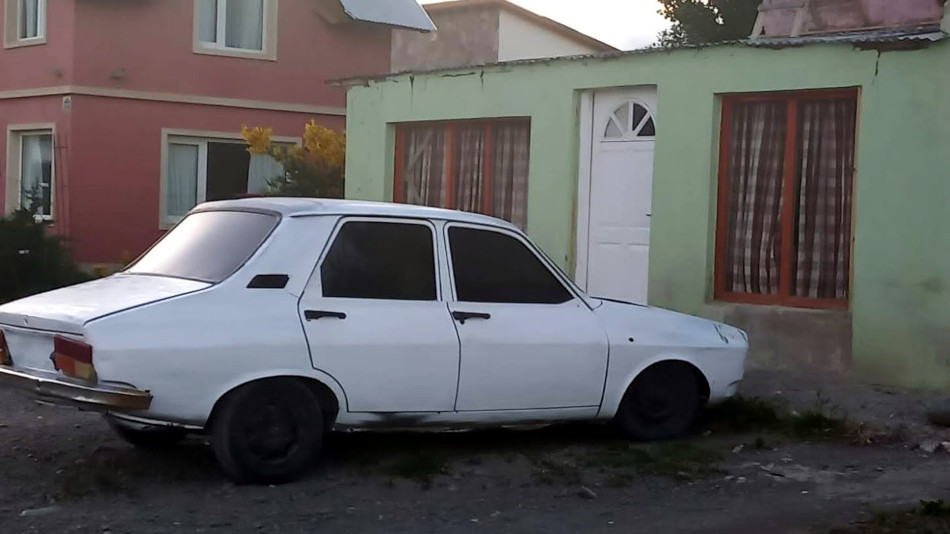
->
[0,210,89,304]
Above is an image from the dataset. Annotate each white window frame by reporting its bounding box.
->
[159,128,299,229]
[5,124,56,221]
[3,0,47,49]
[193,0,279,61]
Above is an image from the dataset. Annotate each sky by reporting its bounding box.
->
[419,0,671,50]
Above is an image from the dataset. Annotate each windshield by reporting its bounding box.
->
[126,211,279,283]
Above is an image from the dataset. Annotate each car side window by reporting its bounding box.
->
[321,221,437,301]
[448,226,572,304]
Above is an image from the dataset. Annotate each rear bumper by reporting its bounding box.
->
[0,365,152,411]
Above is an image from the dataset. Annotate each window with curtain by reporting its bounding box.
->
[715,90,857,309]
[19,131,53,220]
[17,0,44,40]
[197,0,265,52]
[165,136,286,225]
[395,119,531,230]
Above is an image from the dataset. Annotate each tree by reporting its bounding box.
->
[657,0,761,47]
[241,121,346,198]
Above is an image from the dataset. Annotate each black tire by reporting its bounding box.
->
[210,378,323,485]
[614,362,702,441]
[105,415,188,449]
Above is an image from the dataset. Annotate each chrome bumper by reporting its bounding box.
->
[0,364,152,411]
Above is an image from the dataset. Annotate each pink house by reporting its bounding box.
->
[0,0,431,265]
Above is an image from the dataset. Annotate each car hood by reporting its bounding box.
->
[591,298,747,347]
[0,274,210,334]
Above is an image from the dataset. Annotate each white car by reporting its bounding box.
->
[0,199,747,483]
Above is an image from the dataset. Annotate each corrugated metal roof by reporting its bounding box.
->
[748,26,946,47]
[338,0,436,32]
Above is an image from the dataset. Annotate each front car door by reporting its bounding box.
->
[445,224,609,412]
[298,218,459,413]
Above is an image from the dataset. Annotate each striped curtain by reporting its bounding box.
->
[725,101,788,295]
[794,99,856,300]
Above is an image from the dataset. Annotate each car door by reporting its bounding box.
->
[298,217,460,413]
[445,223,609,412]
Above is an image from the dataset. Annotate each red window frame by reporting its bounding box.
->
[713,88,858,310]
[393,117,530,215]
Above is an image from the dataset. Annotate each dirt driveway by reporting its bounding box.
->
[2,369,949,534]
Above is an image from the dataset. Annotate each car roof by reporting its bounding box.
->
[193,198,520,230]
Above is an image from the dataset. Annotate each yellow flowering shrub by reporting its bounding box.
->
[241,121,346,198]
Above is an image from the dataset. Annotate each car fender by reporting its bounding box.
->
[207,367,349,423]
[599,352,710,419]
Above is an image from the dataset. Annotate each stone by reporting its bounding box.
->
[20,506,61,517]
[918,439,941,454]
[578,486,598,499]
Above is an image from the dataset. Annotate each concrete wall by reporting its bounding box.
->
[497,10,600,62]
[345,41,950,389]
[391,6,500,73]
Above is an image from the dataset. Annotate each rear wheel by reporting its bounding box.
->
[614,362,702,441]
[105,415,188,449]
[210,378,324,485]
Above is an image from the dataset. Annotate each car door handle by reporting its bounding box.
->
[304,310,347,321]
[452,311,491,324]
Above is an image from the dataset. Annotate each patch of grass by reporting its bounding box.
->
[703,395,783,433]
[383,452,450,487]
[703,394,891,445]
[580,442,722,483]
[830,500,950,533]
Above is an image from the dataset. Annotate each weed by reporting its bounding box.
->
[919,499,950,518]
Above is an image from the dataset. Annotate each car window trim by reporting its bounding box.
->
[315,216,443,302]
[442,222,589,307]
[123,208,282,285]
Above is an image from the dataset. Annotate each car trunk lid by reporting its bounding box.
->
[0,275,209,372]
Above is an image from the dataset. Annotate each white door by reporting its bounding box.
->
[445,224,609,412]
[585,88,657,304]
[299,218,460,413]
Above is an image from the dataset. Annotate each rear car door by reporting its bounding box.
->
[298,218,460,413]
[445,224,609,411]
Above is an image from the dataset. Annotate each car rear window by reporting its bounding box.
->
[126,211,278,283]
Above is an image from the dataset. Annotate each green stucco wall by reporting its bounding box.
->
[345,41,950,389]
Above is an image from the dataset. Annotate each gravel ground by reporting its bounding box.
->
[1,369,949,534]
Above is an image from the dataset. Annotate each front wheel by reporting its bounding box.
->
[105,415,188,449]
[210,379,324,485]
[614,362,702,441]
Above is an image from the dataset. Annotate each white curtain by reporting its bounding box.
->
[226,0,264,50]
[167,144,199,218]
[197,0,218,43]
[248,153,284,194]
[20,134,52,217]
[20,0,40,39]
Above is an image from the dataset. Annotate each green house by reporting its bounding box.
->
[341,7,950,389]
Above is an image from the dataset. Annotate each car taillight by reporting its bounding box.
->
[52,336,97,382]
[0,331,10,365]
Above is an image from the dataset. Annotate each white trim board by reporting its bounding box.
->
[0,85,345,116]
[574,90,594,291]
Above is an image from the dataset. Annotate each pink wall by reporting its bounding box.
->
[0,1,76,91]
[72,0,392,107]
[66,96,343,263]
